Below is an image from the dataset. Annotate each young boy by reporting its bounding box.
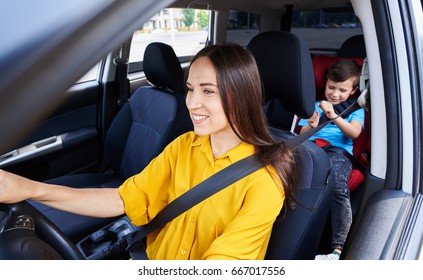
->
[299,59,364,260]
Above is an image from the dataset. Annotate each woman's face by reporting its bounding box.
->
[185,56,232,138]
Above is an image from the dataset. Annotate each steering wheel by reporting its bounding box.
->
[0,201,84,260]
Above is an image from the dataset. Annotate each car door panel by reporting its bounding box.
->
[345,189,411,260]
[0,81,101,182]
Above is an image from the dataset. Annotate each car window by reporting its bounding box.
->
[128,8,210,73]
[291,9,363,55]
[226,11,260,47]
[76,63,100,83]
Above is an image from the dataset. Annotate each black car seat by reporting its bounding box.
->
[247,31,315,132]
[247,31,336,259]
[29,42,192,242]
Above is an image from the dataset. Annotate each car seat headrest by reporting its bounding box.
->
[247,31,315,119]
[143,42,185,94]
[337,35,366,58]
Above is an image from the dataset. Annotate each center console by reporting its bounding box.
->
[76,216,139,260]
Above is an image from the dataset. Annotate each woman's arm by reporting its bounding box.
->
[0,169,124,218]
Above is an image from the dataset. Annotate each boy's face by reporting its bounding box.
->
[325,77,357,105]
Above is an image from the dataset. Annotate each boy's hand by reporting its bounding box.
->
[318,101,338,119]
[307,111,320,128]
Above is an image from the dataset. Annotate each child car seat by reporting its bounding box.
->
[310,54,369,192]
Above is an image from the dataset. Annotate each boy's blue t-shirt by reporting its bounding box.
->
[298,102,365,155]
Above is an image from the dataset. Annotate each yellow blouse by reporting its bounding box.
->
[118,131,284,260]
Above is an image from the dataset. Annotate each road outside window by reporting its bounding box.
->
[129,8,209,64]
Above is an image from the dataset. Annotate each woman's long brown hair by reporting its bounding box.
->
[186,44,296,208]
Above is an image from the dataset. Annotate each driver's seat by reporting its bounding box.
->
[29,42,192,242]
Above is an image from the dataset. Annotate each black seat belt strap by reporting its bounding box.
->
[126,154,263,258]
[318,97,358,125]
[284,100,360,149]
[114,43,129,107]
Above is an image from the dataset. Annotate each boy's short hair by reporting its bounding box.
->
[326,59,361,89]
